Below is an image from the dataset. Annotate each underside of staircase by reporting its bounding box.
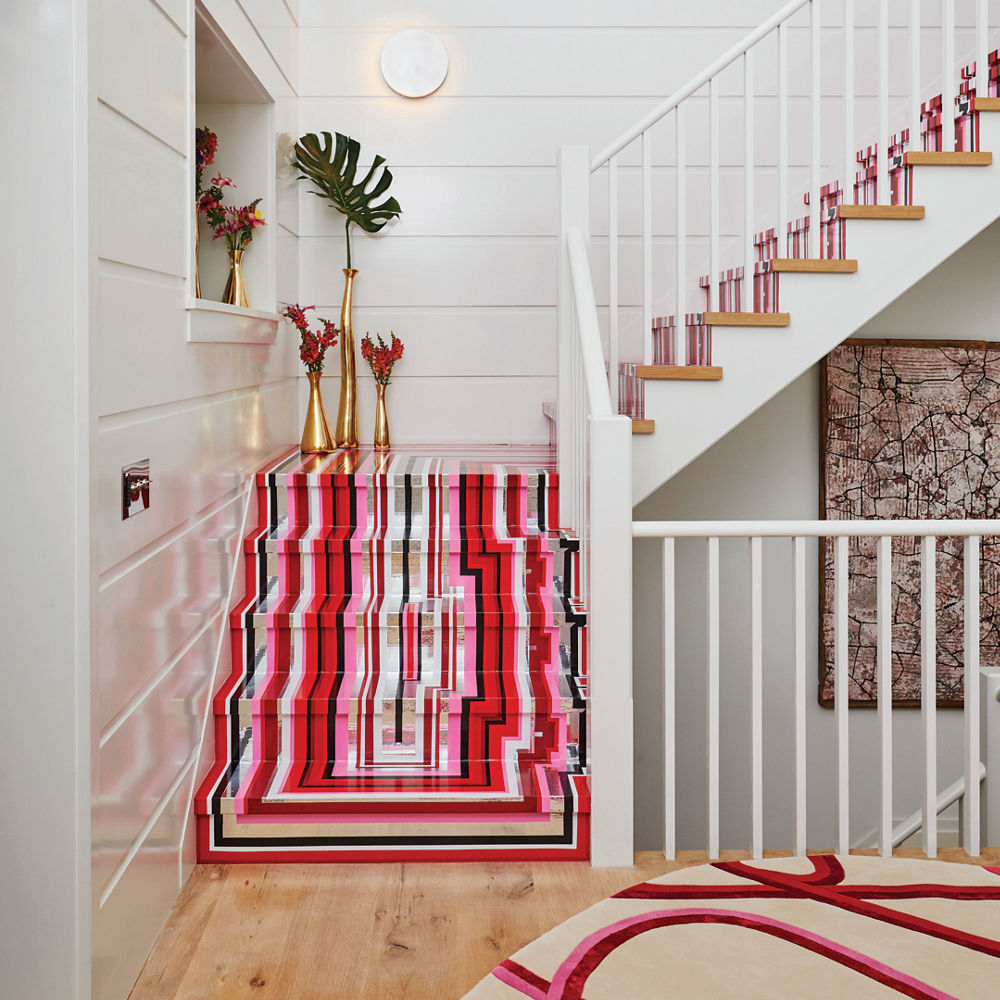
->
[195,447,590,861]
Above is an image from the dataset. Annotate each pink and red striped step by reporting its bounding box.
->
[195,447,590,861]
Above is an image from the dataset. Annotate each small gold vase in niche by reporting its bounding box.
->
[194,204,202,298]
[301,371,335,454]
[374,383,390,451]
[334,268,359,448]
[222,248,249,308]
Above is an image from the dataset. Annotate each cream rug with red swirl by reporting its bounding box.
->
[463,855,1000,999]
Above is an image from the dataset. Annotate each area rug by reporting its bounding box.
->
[463,855,1000,999]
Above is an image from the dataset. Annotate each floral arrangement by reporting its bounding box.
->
[283,304,340,373]
[361,332,404,385]
[200,175,266,253]
[195,126,218,197]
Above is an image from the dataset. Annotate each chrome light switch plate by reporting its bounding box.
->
[122,459,151,519]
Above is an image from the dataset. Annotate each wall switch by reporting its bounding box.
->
[122,459,151,519]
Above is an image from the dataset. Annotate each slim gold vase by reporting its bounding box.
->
[223,248,249,308]
[334,268,359,448]
[374,383,390,450]
[301,371,335,454]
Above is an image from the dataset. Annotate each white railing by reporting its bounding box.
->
[633,519,999,860]
[564,0,997,378]
[557,195,634,865]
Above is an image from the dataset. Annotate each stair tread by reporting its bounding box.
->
[635,365,723,381]
[769,258,858,273]
[903,151,992,166]
[702,311,790,326]
[631,419,655,434]
[975,97,1000,112]
[836,205,925,219]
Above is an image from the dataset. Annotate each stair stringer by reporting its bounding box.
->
[632,118,1000,505]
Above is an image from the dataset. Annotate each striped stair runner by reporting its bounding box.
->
[195,447,590,861]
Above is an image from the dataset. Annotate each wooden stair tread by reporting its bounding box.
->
[903,151,992,166]
[975,97,1000,112]
[770,258,858,273]
[635,365,723,381]
[703,312,790,327]
[632,419,655,434]
[836,205,925,220]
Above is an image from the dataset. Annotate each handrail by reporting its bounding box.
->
[887,764,986,849]
[566,226,613,418]
[590,0,811,169]
[634,519,1000,539]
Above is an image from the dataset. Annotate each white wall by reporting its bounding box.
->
[89,2,299,998]
[0,3,90,998]
[632,220,1000,850]
[296,1,794,444]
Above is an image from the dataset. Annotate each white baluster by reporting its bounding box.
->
[810,0,822,256]
[676,106,686,338]
[642,131,652,365]
[910,0,921,152]
[609,156,619,407]
[750,536,764,858]
[942,0,956,152]
[977,0,989,126]
[709,77,720,312]
[707,536,720,859]
[877,534,893,857]
[845,0,855,201]
[744,49,754,312]
[793,536,807,856]
[921,535,938,858]
[878,0,889,203]
[835,534,850,854]
[964,535,981,856]
[663,537,676,860]
[778,21,789,250]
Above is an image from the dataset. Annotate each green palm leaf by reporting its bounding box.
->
[293,131,402,267]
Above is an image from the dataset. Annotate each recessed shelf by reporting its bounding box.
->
[186,298,280,344]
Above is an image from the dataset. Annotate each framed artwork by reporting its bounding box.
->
[819,340,1000,707]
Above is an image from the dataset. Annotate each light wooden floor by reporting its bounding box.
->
[129,847,1000,1000]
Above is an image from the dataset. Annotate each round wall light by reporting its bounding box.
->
[380,29,449,98]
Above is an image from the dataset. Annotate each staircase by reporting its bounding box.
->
[556,1,1000,864]
[195,447,590,861]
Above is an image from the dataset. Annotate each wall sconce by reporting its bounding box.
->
[380,29,449,98]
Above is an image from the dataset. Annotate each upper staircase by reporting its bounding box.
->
[557,0,1000,506]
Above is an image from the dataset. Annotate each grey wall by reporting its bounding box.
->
[632,219,1000,850]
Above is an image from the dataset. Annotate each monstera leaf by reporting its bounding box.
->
[294,131,402,268]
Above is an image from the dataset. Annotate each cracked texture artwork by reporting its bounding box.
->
[821,341,1000,705]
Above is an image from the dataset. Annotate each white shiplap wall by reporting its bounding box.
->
[296,1,793,443]
[90,2,298,998]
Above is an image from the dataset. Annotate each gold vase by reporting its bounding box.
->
[334,268,359,448]
[301,370,335,454]
[194,204,202,298]
[374,382,390,450]
[222,248,249,308]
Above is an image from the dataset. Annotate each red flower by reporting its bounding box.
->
[361,332,405,385]
[283,303,338,373]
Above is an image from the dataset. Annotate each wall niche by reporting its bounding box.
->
[189,2,278,342]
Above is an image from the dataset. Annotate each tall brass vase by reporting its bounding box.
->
[374,383,390,450]
[223,248,249,308]
[301,371,335,454]
[334,268,359,448]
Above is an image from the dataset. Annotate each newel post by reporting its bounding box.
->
[981,667,1000,848]
[557,145,591,529]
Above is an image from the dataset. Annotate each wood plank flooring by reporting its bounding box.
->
[129,848,1000,1000]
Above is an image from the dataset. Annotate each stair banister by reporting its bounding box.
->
[633,519,996,859]
[589,0,811,169]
